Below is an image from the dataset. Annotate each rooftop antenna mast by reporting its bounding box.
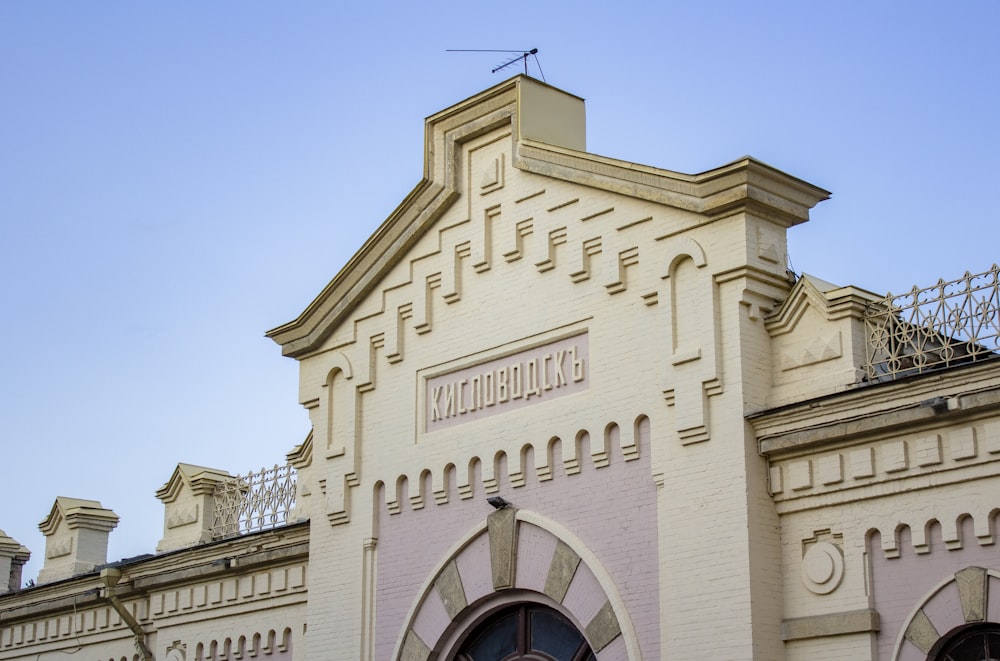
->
[492,48,537,75]
[445,48,545,82]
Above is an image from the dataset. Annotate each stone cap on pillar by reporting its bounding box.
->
[155,463,235,553]
[0,529,30,593]
[36,497,119,585]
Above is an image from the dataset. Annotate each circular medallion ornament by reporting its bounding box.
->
[801,541,844,595]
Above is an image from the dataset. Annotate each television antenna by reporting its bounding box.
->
[446,48,545,82]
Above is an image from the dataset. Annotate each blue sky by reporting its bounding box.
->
[2,2,998,583]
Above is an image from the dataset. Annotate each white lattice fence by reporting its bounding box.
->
[212,464,297,538]
[864,265,1000,381]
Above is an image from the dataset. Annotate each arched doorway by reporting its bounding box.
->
[455,603,596,661]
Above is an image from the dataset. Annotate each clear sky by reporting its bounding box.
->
[2,2,998,583]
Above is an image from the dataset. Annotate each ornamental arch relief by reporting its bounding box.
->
[322,352,355,460]
[393,510,638,661]
[892,567,1000,660]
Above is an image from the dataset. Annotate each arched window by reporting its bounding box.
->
[455,603,595,661]
[930,623,1000,661]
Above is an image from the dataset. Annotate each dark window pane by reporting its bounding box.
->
[464,611,518,660]
[944,634,984,659]
[530,608,585,658]
[935,624,1000,661]
[457,603,596,661]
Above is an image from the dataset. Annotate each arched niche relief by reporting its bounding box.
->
[321,352,355,461]
[892,567,1000,660]
[393,510,640,661]
[433,463,458,505]
[659,238,718,445]
[630,416,649,462]
[411,469,434,510]
[318,355,359,527]
[664,243,708,367]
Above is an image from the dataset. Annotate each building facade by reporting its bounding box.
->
[2,76,998,660]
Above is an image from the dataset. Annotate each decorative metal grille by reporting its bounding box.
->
[211,463,297,538]
[864,265,1000,382]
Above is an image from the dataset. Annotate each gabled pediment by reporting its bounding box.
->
[762,274,882,405]
[38,497,118,536]
[155,463,234,504]
[268,76,831,359]
[766,273,880,336]
[0,529,26,557]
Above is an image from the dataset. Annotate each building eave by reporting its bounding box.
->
[516,142,830,226]
[752,360,1000,458]
[0,522,309,624]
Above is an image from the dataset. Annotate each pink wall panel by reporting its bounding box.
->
[870,516,1000,659]
[373,420,659,659]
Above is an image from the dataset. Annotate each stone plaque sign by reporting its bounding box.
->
[425,334,589,432]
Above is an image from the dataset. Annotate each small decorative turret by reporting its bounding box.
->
[36,497,118,584]
[155,463,235,552]
[0,529,30,592]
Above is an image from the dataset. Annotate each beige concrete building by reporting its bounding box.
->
[2,76,999,660]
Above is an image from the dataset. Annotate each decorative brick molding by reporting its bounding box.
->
[376,414,648,514]
[268,76,826,366]
[192,627,293,660]
[765,419,1000,511]
[867,509,998,559]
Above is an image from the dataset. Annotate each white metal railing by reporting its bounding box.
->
[864,265,1000,382]
[211,463,296,538]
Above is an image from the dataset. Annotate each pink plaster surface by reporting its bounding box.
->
[897,638,927,661]
[373,418,660,659]
[374,494,487,660]
[515,522,558,593]
[455,533,492,606]
[921,582,965,639]
[273,641,293,661]
[562,560,605,629]
[870,516,1000,660]
[596,632,627,660]
[411,586,451,652]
